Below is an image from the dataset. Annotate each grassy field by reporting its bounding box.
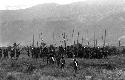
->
[1,55,125,80]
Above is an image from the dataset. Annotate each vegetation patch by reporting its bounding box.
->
[1,57,125,80]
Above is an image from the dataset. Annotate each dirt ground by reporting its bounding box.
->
[1,55,125,80]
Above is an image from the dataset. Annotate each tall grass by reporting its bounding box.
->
[1,57,125,80]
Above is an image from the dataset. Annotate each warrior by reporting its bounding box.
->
[60,57,65,69]
[27,46,30,57]
[56,55,61,67]
[46,54,50,64]
[10,48,14,59]
[0,48,2,59]
[16,49,20,59]
[73,59,78,73]
[51,56,55,64]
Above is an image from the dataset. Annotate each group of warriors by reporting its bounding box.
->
[0,43,124,72]
[0,43,122,59]
[0,43,21,59]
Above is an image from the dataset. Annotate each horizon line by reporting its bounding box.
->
[1,0,124,10]
[0,1,86,10]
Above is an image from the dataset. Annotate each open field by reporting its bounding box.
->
[1,55,125,80]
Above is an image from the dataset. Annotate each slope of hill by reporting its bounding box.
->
[0,1,125,46]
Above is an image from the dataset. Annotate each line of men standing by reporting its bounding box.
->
[0,43,21,59]
[47,55,79,73]
[0,47,20,59]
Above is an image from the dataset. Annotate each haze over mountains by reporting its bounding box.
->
[1,0,125,46]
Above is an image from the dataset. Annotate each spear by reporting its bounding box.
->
[72,29,74,45]
[77,32,80,44]
[72,29,74,38]
[82,37,84,45]
[63,32,66,50]
[94,32,95,47]
[119,40,121,47]
[96,39,97,47]
[102,35,103,40]
[53,32,55,45]
[32,34,34,47]
[37,41,38,47]
[39,33,41,46]
[88,41,89,46]
[104,29,106,47]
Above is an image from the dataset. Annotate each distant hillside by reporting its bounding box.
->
[0,1,125,46]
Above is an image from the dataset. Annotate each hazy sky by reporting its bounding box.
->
[0,0,125,10]
[0,0,87,10]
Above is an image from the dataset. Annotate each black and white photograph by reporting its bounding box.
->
[1,0,125,80]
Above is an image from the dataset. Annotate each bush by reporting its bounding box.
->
[6,75,17,80]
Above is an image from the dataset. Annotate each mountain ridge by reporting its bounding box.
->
[1,2,125,46]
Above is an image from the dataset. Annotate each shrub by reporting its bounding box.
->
[6,75,17,80]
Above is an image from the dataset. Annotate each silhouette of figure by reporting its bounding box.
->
[60,57,65,69]
[73,59,78,73]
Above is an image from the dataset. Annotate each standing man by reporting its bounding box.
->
[27,46,30,57]
[46,54,50,64]
[0,48,2,59]
[56,55,61,67]
[60,56,65,69]
[51,56,55,64]
[73,59,78,73]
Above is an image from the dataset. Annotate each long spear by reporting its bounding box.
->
[37,41,38,47]
[88,41,89,46]
[53,32,55,45]
[72,29,74,37]
[64,32,66,50]
[82,37,83,45]
[77,32,80,44]
[119,40,121,47]
[104,29,106,47]
[94,32,95,47]
[32,34,34,47]
[96,39,97,47]
[72,29,74,45]
[39,33,41,46]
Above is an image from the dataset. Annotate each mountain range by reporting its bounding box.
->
[1,1,125,46]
